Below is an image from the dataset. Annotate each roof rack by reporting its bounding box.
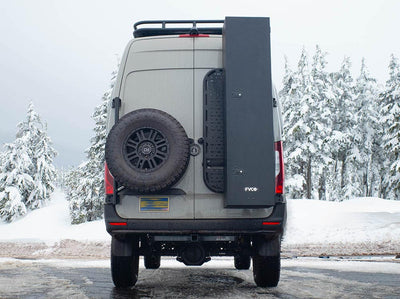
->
[133,20,224,38]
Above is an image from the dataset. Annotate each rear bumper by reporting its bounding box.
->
[104,201,286,237]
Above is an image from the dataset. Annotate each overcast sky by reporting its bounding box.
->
[0,0,399,167]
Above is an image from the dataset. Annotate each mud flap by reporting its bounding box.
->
[255,237,280,257]
[111,237,133,257]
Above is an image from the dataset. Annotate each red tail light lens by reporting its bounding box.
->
[109,222,127,226]
[262,221,281,226]
[274,141,284,194]
[105,163,114,195]
[179,34,210,37]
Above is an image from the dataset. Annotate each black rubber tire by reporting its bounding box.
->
[105,109,190,193]
[111,239,139,288]
[144,254,161,269]
[234,255,251,270]
[252,253,280,287]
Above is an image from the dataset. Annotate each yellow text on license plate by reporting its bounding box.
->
[139,197,169,212]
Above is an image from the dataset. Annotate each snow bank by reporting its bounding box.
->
[0,189,108,245]
[283,257,400,274]
[1,191,399,251]
[284,198,400,245]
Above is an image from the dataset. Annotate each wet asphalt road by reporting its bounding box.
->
[0,257,399,298]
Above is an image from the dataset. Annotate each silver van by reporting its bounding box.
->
[104,17,286,288]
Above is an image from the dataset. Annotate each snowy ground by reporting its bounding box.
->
[0,256,399,298]
[0,189,399,258]
[284,197,400,256]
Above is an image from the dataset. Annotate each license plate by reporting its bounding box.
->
[139,197,169,212]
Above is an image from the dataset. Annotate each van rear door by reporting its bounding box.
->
[116,37,196,219]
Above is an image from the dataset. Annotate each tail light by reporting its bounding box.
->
[105,163,114,195]
[274,141,284,194]
[179,34,210,37]
[262,221,281,226]
[109,222,127,226]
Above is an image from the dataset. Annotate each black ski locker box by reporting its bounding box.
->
[223,17,275,207]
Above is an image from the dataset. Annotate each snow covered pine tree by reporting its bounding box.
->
[280,48,382,201]
[281,49,313,199]
[0,140,32,222]
[327,57,358,200]
[282,48,331,199]
[66,69,117,224]
[379,54,400,200]
[353,58,380,197]
[0,103,57,222]
[280,56,306,198]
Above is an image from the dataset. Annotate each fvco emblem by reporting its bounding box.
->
[244,187,258,192]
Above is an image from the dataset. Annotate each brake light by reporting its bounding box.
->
[105,163,114,195]
[274,141,284,194]
[179,34,210,37]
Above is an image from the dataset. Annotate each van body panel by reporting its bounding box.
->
[115,192,195,219]
[110,34,279,220]
[124,37,193,71]
[114,37,196,220]
[121,70,194,137]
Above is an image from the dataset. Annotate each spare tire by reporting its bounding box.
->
[105,108,190,193]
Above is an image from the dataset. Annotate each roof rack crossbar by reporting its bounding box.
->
[134,20,224,30]
[133,20,224,38]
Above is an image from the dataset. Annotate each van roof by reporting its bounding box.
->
[133,20,224,38]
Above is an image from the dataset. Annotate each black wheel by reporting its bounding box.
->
[144,254,161,269]
[234,255,251,270]
[105,109,190,193]
[252,253,280,287]
[111,238,139,288]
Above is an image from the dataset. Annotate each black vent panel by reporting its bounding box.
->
[203,69,225,193]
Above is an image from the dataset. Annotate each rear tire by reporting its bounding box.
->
[111,238,139,288]
[234,255,251,270]
[252,253,280,287]
[144,254,161,269]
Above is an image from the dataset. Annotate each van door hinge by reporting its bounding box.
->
[112,97,121,108]
[112,97,121,125]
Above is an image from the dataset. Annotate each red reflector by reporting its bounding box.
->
[105,163,114,195]
[262,222,281,226]
[179,34,210,37]
[109,222,127,226]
